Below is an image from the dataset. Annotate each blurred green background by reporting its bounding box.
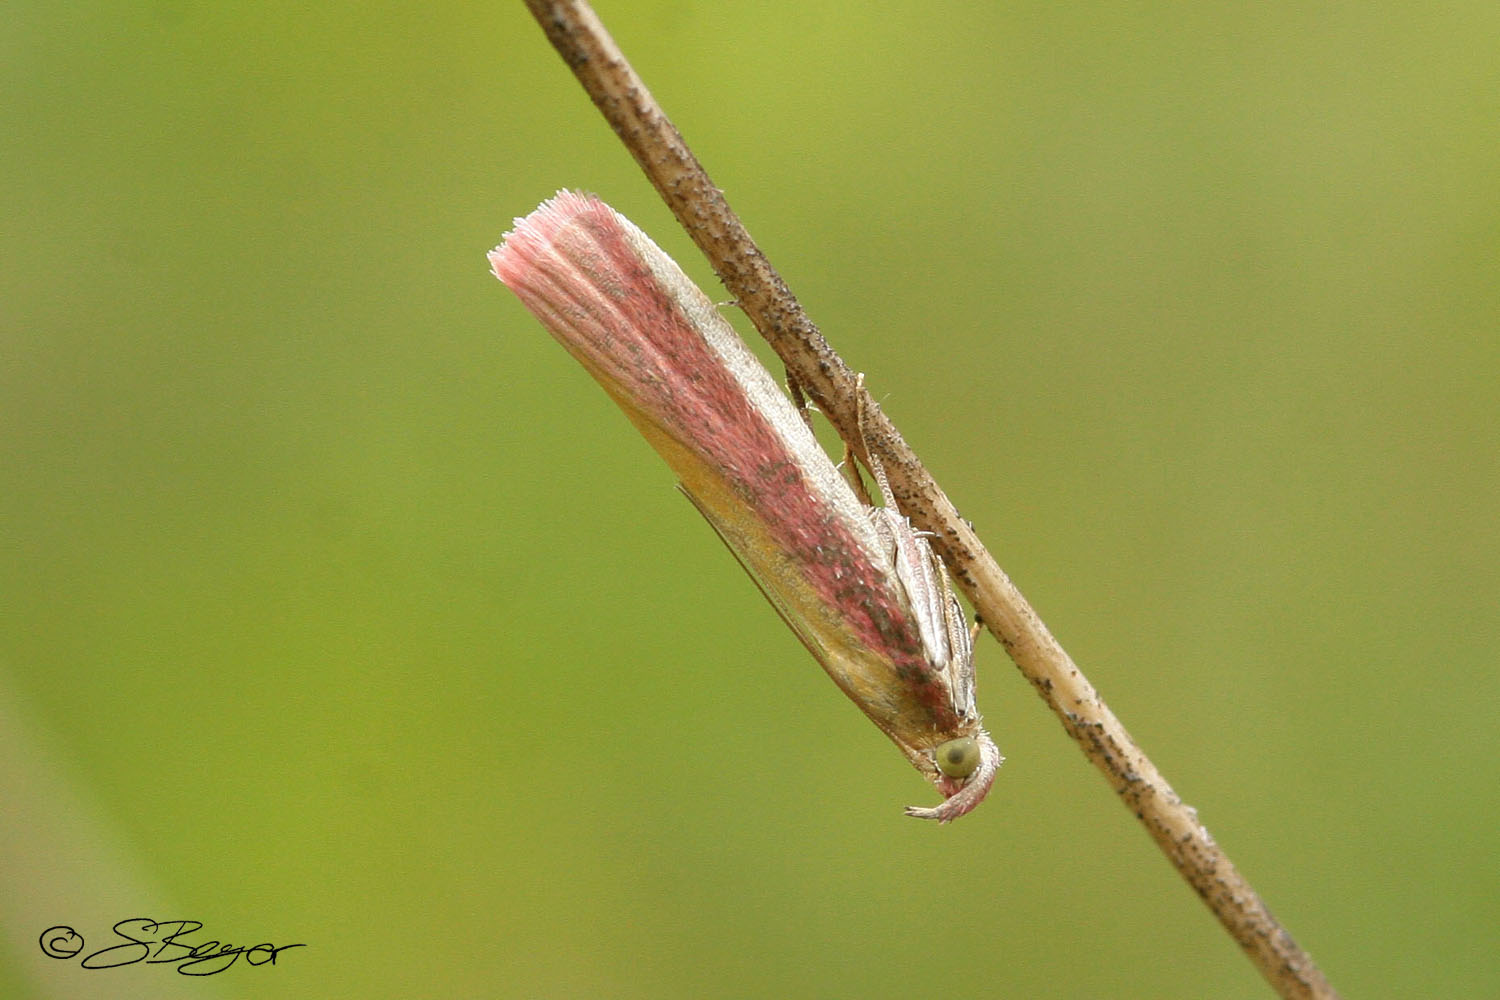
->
[4,2,1497,997]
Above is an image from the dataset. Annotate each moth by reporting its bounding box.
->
[488,191,1001,820]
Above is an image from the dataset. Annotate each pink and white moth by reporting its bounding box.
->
[488,191,1001,821]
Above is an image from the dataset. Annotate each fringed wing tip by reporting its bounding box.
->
[904,732,1003,823]
[488,189,607,284]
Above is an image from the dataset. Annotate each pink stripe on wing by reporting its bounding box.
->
[491,194,952,718]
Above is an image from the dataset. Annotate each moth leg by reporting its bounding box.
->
[840,438,874,508]
[789,368,871,504]
[854,372,899,511]
[854,372,910,564]
[784,368,817,433]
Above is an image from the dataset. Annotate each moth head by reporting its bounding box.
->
[906,729,1003,823]
[934,736,981,779]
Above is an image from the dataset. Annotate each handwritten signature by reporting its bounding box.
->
[40,919,304,976]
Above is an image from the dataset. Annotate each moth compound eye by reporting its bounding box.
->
[935,737,981,779]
